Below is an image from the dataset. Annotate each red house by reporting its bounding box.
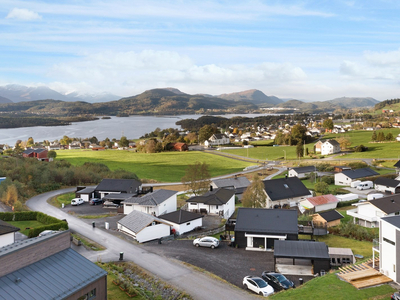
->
[22,148,49,161]
[167,142,188,151]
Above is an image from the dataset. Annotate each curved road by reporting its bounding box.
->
[26,189,256,300]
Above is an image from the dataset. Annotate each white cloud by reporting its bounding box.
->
[364,48,400,67]
[6,8,42,21]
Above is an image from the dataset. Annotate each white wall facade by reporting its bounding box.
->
[0,232,14,248]
[314,202,338,212]
[321,142,340,155]
[375,184,397,194]
[266,194,312,209]
[380,219,399,283]
[167,218,203,235]
[118,222,170,243]
[335,173,353,186]
[123,194,177,217]
[188,195,235,219]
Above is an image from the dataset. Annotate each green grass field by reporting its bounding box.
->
[221,145,297,160]
[5,220,44,236]
[56,150,254,182]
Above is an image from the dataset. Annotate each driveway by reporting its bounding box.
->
[26,189,258,300]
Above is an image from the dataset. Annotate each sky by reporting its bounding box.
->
[1,0,400,101]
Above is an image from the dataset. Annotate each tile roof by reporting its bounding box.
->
[187,188,235,205]
[0,220,20,235]
[374,177,400,188]
[341,167,379,179]
[95,178,142,193]
[274,240,330,259]
[369,194,400,214]
[0,248,107,300]
[212,176,250,189]
[123,189,177,206]
[263,177,311,201]
[159,210,203,224]
[318,210,344,222]
[118,210,168,233]
[307,194,338,206]
[234,208,298,235]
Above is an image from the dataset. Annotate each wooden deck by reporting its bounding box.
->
[337,258,392,289]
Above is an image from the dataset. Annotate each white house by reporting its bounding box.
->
[299,194,339,213]
[204,134,230,147]
[347,195,400,228]
[320,139,341,155]
[374,177,400,194]
[335,167,379,186]
[0,220,20,248]
[159,210,203,235]
[376,215,400,284]
[117,210,171,243]
[186,188,235,219]
[263,177,312,209]
[288,166,316,179]
[122,189,177,217]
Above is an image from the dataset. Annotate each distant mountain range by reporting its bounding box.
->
[216,89,283,105]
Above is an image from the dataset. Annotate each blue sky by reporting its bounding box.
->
[1,0,400,101]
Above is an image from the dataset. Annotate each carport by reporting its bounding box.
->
[274,240,330,276]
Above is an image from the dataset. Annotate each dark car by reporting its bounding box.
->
[90,198,103,205]
[261,271,295,291]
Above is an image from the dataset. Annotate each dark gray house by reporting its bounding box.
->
[234,208,298,251]
[95,178,142,199]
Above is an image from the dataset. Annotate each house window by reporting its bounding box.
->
[384,237,395,246]
[77,288,96,300]
[191,203,197,206]
[332,258,336,263]
[216,205,219,209]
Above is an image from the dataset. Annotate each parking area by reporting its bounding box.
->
[63,201,119,215]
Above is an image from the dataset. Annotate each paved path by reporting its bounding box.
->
[26,189,257,300]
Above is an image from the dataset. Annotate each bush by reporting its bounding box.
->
[354,145,368,152]
[336,199,359,208]
[314,182,330,194]
[321,175,334,185]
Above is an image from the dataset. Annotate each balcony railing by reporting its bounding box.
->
[373,239,380,251]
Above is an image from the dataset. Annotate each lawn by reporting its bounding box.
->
[5,220,45,236]
[221,145,297,160]
[313,234,373,258]
[50,192,75,208]
[270,272,395,300]
[56,150,254,182]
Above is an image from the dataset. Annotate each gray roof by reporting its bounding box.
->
[76,187,96,194]
[274,240,330,260]
[0,220,19,235]
[159,210,203,224]
[0,248,107,300]
[374,177,400,188]
[381,215,400,229]
[95,178,142,193]
[212,176,250,190]
[369,194,400,214]
[341,167,379,179]
[325,139,340,146]
[394,160,400,168]
[187,188,235,205]
[103,193,136,200]
[318,210,344,222]
[118,210,169,233]
[234,208,298,235]
[123,189,177,206]
[290,166,316,174]
[263,177,311,201]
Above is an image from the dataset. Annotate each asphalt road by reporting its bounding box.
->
[26,188,258,300]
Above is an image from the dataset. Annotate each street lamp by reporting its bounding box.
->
[283,150,286,161]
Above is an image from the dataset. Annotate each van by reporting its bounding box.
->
[357,181,373,190]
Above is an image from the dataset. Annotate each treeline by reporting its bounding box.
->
[0,115,70,128]
[0,157,139,209]
[374,98,400,110]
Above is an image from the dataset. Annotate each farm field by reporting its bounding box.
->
[55,150,254,182]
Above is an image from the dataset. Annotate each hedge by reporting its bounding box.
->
[28,222,69,238]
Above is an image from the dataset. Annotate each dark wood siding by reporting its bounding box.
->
[66,275,107,300]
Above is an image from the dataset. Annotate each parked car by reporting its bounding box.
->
[193,236,219,249]
[90,198,103,205]
[357,181,373,190]
[243,276,274,297]
[392,292,400,300]
[261,271,295,291]
[71,198,84,206]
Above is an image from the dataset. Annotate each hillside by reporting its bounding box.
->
[217,89,283,105]
[324,97,379,108]
[0,95,12,104]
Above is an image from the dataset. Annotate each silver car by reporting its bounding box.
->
[193,236,219,249]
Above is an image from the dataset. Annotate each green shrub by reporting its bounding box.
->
[14,211,38,221]
[337,199,359,208]
[28,222,68,238]
[314,182,329,194]
[321,175,334,185]
[0,212,14,221]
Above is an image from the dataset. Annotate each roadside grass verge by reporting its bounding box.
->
[5,220,44,236]
[49,192,75,208]
[78,213,117,219]
[71,233,105,251]
[269,271,395,300]
[56,150,254,182]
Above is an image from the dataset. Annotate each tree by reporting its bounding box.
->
[47,150,57,159]
[13,143,23,156]
[386,132,394,141]
[181,162,211,196]
[305,147,309,156]
[241,174,267,208]
[314,182,329,194]
[119,136,129,148]
[296,142,304,158]
[322,119,334,130]
[27,137,35,147]
[5,185,18,207]
[337,137,351,150]
[371,131,377,141]
[60,135,72,145]
[185,132,198,144]
[291,124,307,142]
[198,125,217,143]
[377,131,385,142]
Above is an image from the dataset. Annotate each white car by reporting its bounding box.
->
[71,198,84,206]
[243,276,274,297]
[193,236,219,249]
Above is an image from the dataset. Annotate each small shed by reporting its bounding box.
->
[75,186,96,202]
[328,247,355,267]
[274,240,330,275]
[288,166,316,179]
[334,166,351,173]
[159,210,203,235]
[300,194,339,213]
[313,210,344,227]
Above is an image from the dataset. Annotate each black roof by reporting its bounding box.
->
[274,240,330,260]
[95,178,142,193]
[374,177,400,188]
[234,208,298,235]
[0,220,20,235]
[263,177,311,201]
[318,210,344,222]
[341,167,379,179]
[369,194,400,214]
[394,160,400,168]
[159,210,203,224]
[187,188,235,205]
[290,166,316,174]
[381,215,400,228]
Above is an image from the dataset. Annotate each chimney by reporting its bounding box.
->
[210,185,213,191]
[150,186,153,193]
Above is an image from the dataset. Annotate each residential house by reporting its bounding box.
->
[158,210,203,235]
[299,194,339,213]
[313,210,344,227]
[334,167,379,186]
[263,177,312,208]
[68,141,81,149]
[186,188,235,219]
[46,143,61,151]
[234,208,298,251]
[394,160,400,174]
[95,178,142,199]
[76,186,96,202]
[314,140,323,153]
[0,220,20,248]
[288,166,316,179]
[22,148,48,161]
[320,139,341,155]
[166,142,188,151]
[122,189,177,217]
[347,194,400,227]
[204,134,230,147]
[374,177,400,194]
[376,215,400,284]
[211,176,250,200]
[0,230,107,299]
[117,210,171,243]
